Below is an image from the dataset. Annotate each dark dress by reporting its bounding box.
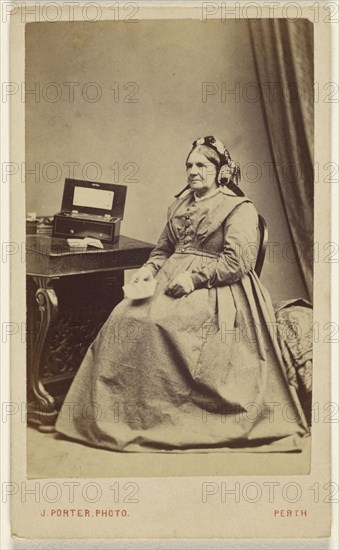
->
[55,187,309,452]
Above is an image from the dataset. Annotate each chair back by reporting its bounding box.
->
[254,214,268,277]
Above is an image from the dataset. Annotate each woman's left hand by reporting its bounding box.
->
[166,272,194,298]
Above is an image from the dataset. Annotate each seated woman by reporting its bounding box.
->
[56,136,309,452]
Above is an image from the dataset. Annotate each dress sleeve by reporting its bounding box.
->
[190,202,259,289]
[143,219,175,276]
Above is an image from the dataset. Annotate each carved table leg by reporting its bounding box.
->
[28,276,59,431]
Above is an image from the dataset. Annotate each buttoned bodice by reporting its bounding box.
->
[145,187,258,289]
[170,197,223,257]
[168,188,251,257]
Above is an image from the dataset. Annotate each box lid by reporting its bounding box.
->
[60,179,127,219]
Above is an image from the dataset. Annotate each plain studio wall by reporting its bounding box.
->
[25,19,308,302]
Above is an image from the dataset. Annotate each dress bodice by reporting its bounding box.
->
[168,188,252,257]
[145,187,259,288]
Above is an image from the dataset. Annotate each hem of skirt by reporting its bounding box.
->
[54,428,310,454]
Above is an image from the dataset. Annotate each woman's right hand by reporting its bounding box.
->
[129,265,154,284]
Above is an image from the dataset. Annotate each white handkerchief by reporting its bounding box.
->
[123,279,158,300]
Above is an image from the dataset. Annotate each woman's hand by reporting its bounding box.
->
[166,272,194,298]
[130,265,154,284]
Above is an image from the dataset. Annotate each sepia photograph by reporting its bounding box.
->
[25,14,313,476]
[3,0,336,544]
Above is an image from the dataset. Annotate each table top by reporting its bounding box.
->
[26,234,154,257]
[26,234,155,278]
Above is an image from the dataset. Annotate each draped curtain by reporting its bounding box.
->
[249,19,314,300]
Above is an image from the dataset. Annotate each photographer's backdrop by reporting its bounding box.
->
[26,19,309,302]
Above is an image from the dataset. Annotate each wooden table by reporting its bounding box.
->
[26,234,154,430]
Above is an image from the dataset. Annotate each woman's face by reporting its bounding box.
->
[186,150,218,196]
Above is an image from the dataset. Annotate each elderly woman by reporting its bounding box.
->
[56,136,309,452]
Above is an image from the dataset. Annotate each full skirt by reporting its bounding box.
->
[55,253,309,452]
